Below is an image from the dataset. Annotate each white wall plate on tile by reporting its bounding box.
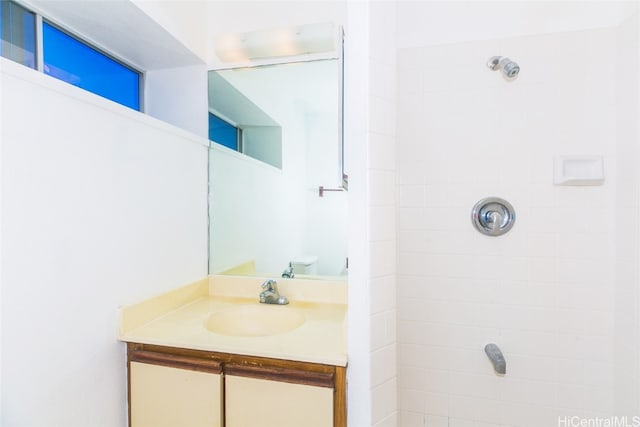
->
[553,156,604,186]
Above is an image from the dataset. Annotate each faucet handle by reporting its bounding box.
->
[259,279,288,305]
[261,279,277,292]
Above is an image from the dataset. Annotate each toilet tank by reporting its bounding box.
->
[290,255,318,275]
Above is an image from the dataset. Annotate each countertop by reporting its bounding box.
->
[119,275,348,366]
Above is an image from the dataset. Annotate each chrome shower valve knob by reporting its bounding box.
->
[471,197,516,236]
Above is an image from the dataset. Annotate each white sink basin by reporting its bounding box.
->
[204,305,305,337]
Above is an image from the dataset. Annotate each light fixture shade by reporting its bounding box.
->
[214,22,337,63]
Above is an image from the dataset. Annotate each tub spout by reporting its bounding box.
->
[485,343,506,375]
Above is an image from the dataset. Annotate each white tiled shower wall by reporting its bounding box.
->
[396,22,634,426]
[614,12,640,418]
[346,1,399,425]
[369,1,398,426]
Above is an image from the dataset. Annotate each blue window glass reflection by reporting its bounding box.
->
[209,113,239,151]
[0,1,36,68]
[43,21,140,111]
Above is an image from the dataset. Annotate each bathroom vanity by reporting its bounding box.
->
[119,276,348,427]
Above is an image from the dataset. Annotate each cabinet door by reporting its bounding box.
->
[225,374,333,427]
[130,361,221,427]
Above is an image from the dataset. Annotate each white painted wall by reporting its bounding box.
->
[396,25,619,426]
[145,65,209,138]
[131,0,210,63]
[0,58,208,425]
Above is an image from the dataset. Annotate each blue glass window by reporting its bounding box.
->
[209,113,239,151]
[0,0,36,68]
[43,21,140,111]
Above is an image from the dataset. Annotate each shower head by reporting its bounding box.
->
[487,56,520,80]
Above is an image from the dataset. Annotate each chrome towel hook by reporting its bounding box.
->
[318,186,345,197]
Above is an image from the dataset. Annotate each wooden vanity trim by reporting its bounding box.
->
[225,363,335,388]
[130,349,222,374]
[127,343,347,427]
[334,366,347,427]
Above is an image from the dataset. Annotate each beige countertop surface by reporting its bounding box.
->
[119,275,348,367]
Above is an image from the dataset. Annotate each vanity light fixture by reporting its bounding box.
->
[214,22,338,62]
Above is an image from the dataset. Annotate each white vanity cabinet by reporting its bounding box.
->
[130,362,222,427]
[128,349,223,427]
[127,343,346,427]
[225,375,333,427]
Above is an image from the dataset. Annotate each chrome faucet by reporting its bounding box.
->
[281,262,295,279]
[259,279,289,305]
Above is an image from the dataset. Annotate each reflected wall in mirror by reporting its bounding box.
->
[208,59,347,280]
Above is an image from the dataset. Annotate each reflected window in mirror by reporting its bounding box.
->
[208,70,283,169]
[209,112,241,152]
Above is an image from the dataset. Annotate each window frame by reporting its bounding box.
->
[1,0,144,111]
[0,0,37,69]
[41,18,143,111]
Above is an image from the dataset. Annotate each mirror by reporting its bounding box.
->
[207,58,347,280]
